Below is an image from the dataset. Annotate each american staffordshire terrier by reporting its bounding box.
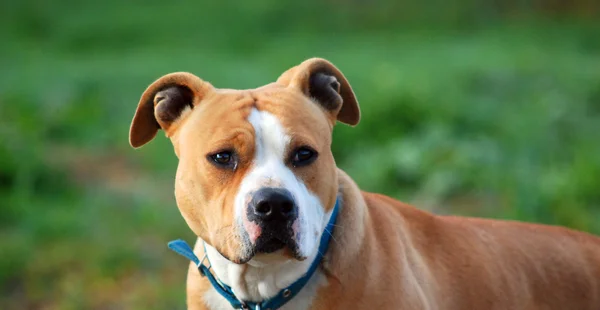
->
[129,58,600,309]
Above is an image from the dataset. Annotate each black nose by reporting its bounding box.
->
[250,188,297,222]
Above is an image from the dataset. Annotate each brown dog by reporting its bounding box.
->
[129,58,600,309]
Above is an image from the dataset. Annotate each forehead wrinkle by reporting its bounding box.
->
[193,95,255,144]
[208,128,252,148]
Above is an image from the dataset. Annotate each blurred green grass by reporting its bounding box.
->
[1,1,600,309]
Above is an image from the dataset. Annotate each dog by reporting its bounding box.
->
[129,58,600,309]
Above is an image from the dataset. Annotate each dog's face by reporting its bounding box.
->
[129,58,360,264]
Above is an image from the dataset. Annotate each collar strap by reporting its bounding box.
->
[168,198,340,310]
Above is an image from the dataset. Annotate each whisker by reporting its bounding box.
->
[316,248,325,258]
[324,228,339,246]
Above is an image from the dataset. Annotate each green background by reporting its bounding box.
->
[1,1,599,309]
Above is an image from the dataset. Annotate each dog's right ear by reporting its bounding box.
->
[129,72,213,148]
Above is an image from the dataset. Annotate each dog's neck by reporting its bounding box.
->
[204,242,322,303]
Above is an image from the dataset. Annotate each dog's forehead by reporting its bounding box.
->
[251,86,331,129]
[185,84,331,144]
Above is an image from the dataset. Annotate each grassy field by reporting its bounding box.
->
[1,1,599,309]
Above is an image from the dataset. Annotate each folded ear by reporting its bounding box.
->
[129,72,212,148]
[276,58,360,126]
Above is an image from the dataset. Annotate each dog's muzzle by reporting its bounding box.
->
[247,187,298,253]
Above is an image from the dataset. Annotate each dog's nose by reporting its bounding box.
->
[250,188,297,222]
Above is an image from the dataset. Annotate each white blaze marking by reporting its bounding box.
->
[235,109,325,258]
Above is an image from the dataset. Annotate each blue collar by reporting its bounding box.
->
[168,198,340,310]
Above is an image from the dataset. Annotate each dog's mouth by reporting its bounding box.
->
[255,237,287,253]
[236,219,305,263]
[251,230,303,260]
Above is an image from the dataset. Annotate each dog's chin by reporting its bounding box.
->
[216,243,304,265]
[249,249,306,266]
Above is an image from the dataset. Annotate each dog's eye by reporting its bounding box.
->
[292,147,318,167]
[209,151,234,167]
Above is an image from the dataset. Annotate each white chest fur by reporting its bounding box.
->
[201,242,327,310]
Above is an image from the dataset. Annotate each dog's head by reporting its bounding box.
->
[129,58,360,264]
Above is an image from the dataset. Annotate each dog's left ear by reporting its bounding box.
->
[277,58,360,126]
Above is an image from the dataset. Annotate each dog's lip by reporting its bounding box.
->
[255,237,287,253]
[244,234,306,262]
[222,246,306,265]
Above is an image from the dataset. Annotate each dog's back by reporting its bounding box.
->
[367,191,600,309]
[439,217,600,309]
